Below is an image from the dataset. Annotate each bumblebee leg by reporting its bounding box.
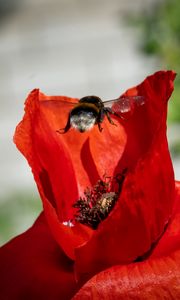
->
[104,109,117,126]
[56,115,71,134]
[98,122,103,132]
[97,110,105,132]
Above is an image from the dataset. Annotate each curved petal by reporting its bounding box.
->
[14,90,79,221]
[89,71,176,179]
[14,90,93,260]
[73,250,180,299]
[75,71,176,279]
[0,213,79,300]
[151,181,180,258]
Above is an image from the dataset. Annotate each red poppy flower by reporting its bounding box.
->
[0,70,179,299]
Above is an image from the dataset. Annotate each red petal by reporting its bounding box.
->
[14,90,93,260]
[0,213,78,300]
[75,71,176,279]
[89,70,176,179]
[14,90,79,221]
[151,181,180,258]
[73,251,180,299]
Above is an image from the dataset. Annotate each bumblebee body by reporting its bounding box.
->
[60,95,118,133]
[57,94,145,133]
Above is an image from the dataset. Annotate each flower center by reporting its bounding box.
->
[73,170,127,229]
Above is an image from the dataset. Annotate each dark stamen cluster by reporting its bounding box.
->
[73,170,127,229]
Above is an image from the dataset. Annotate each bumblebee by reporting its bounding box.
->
[57,95,145,133]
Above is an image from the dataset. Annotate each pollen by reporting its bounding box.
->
[73,170,127,229]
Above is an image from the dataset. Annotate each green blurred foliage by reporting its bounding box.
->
[170,139,180,157]
[130,0,180,123]
[0,191,42,245]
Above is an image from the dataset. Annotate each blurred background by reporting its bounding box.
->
[0,0,180,245]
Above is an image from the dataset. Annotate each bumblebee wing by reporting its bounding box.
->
[103,96,145,114]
